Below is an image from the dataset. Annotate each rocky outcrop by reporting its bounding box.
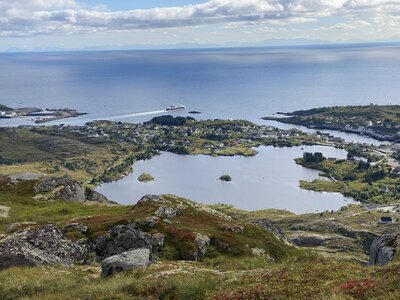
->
[101,248,151,277]
[35,177,86,201]
[137,217,158,228]
[95,224,164,260]
[183,233,210,261]
[0,224,88,270]
[254,219,292,245]
[34,177,114,204]
[290,233,326,247]
[155,206,178,219]
[369,233,400,266]
[138,194,164,204]
[85,188,116,204]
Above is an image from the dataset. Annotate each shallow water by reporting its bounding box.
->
[97,145,357,213]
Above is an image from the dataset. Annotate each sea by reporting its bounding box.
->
[1,43,399,212]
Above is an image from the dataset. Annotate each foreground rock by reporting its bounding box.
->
[369,233,400,266]
[95,224,164,260]
[0,224,88,270]
[101,248,151,276]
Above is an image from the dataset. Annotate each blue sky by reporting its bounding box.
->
[0,0,399,51]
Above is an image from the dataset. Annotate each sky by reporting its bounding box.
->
[0,0,400,51]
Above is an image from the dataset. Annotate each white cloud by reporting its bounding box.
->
[0,0,399,37]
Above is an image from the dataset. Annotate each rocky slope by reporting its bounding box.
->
[0,178,299,277]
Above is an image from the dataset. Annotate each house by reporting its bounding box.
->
[379,216,394,224]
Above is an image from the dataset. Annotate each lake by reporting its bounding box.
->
[97,145,356,213]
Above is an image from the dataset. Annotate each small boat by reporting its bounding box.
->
[166,104,186,112]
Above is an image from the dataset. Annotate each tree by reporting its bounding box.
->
[303,152,326,163]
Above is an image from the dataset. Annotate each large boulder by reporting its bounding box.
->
[95,224,164,260]
[35,177,86,202]
[183,233,210,261]
[369,233,400,266]
[290,233,326,247]
[101,248,151,277]
[254,219,292,245]
[34,177,114,204]
[0,224,88,270]
[85,188,116,204]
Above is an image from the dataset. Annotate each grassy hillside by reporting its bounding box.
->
[0,178,299,262]
[1,257,400,299]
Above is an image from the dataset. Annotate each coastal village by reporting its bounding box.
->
[47,117,347,156]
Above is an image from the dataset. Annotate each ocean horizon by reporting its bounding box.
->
[1,43,399,127]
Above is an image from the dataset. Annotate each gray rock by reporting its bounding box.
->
[35,177,115,204]
[255,219,292,245]
[183,233,210,261]
[138,217,158,228]
[35,177,86,202]
[137,194,164,204]
[291,234,326,247]
[95,224,164,260]
[369,233,400,266]
[85,188,116,204]
[0,224,88,270]
[154,206,178,219]
[101,248,151,276]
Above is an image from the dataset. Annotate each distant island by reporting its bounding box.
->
[0,104,87,123]
[263,104,400,142]
[219,174,232,182]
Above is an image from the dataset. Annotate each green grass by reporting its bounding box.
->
[0,179,131,233]
[2,258,400,299]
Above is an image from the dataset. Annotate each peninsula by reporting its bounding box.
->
[0,103,87,123]
[263,104,400,142]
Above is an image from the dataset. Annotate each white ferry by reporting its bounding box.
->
[166,104,186,112]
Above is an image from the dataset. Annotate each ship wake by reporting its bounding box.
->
[106,110,167,120]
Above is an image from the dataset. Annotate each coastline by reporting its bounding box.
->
[263,116,396,142]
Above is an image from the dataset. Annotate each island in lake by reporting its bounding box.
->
[0,103,87,123]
